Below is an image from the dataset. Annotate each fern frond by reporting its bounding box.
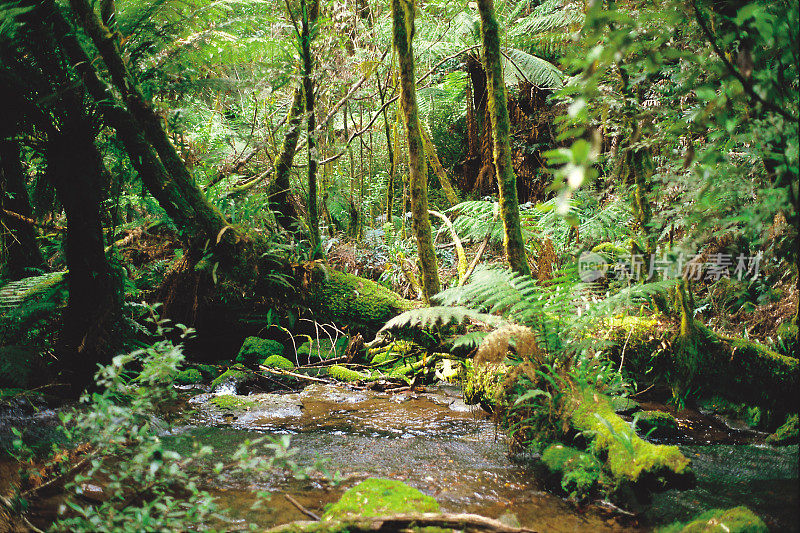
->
[501,47,563,89]
[0,272,66,314]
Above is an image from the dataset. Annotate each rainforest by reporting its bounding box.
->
[0,0,798,531]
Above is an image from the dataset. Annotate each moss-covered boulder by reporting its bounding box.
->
[766,413,798,445]
[327,364,369,382]
[541,444,606,499]
[262,354,295,370]
[175,368,204,385]
[209,394,258,411]
[306,267,413,334]
[236,337,285,364]
[322,478,439,520]
[210,363,250,391]
[657,506,768,533]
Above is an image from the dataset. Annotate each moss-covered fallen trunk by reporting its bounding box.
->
[565,389,692,486]
[304,266,414,334]
[600,315,798,426]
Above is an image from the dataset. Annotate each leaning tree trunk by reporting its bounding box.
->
[47,124,121,388]
[67,0,241,262]
[476,0,531,276]
[0,139,45,280]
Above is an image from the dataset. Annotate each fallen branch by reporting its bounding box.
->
[266,512,538,533]
[284,494,321,521]
[258,365,331,384]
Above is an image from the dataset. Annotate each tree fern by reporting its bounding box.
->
[501,47,563,89]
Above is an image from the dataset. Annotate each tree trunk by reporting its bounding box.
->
[301,0,321,253]
[47,125,121,388]
[68,0,240,261]
[270,86,304,234]
[391,0,440,303]
[476,0,530,276]
[376,71,396,223]
[421,126,459,207]
[0,140,45,280]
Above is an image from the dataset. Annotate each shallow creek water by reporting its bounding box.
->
[164,383,798,531]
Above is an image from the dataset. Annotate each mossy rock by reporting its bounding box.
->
[236,337,285,364]
[195,364,221,379]
[210,364,250,391]
[636,410,679,436]
[262,355,295,370]
[462,363,506,412]
[698,396,768,430]
[657,506,767,533]
[568,390,692,484]
[541,444,605,499]
[775,321,797,356]
[323,478,439,521]
[306,267,413,334]
[327,364,368,382]
[175,368,204,385]
[766,413,798,445]
[209,394,258,411]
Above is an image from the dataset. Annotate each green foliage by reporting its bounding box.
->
[541,443,605,500]
[6,308,321,531]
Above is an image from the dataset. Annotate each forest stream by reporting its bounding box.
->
[153,382,799,532]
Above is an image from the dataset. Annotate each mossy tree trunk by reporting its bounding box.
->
[420,126,459,207]
[0,139,45,280]
[476,0,531,276]
[376,70,396,223]
[269,86,304,234]
[391,0,440,303]
[301,0,321,253]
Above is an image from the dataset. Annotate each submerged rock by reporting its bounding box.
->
[657,506,768,533]
[322,478,439,519]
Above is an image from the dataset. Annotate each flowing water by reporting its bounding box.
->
[164,383,799,531]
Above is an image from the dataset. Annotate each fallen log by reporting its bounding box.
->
[266,512,538,533]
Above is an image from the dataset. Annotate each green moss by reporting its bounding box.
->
[766,413,798,445]
[262,355,295,370]
[322,478,439,520]
[195,364,221,379]
[569,390,691,483]
[327,364,368,382]
[657,506,768,533]
[175,368,203,385]
[541,444,605,498]
[209,394,257,410]
[462,363,505,410]
[236,337,285,364]
[298,337,349,360]
[636,410,678,435]
[308,267,413,333]
[210,364,249,389]
[775,322,798,356]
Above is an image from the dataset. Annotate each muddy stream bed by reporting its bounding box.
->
[156,382,799,532]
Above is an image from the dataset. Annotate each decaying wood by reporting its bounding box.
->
[266,512,538,533]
